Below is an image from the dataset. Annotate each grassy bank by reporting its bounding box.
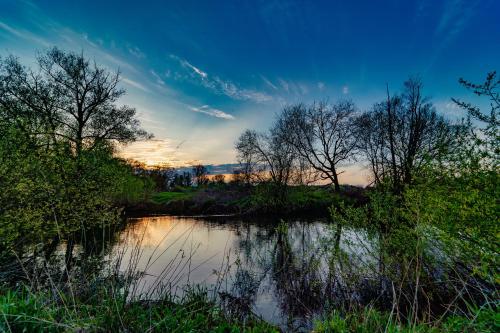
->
[313,307,499,333]
[126,183,366,216]
[0,285,277,333]
[2,285,496,333]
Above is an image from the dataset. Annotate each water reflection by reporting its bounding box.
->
[107,216,378,331]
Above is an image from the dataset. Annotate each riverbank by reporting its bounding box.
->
[124,183,367,217]
[2,285,495,333]
[0,285,278,332]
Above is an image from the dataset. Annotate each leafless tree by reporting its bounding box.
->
[276,101,358,191]
[355,77,455,190]
[0,47,150,155]
[235,129,295,189]
[192,164,209,186]
[235,130,259,186]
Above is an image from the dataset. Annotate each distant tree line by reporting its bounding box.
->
[129,162,226,191]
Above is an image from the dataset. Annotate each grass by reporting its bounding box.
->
[0,213,279,333]
[0,285,278,333]
[287,185,344,207]
[2,286,496,333]
[152,190,194,204]
[143,183,361,216]
[313,306,499,333]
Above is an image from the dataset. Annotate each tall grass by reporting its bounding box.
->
[0,219,277,332]
[313,305,498,333]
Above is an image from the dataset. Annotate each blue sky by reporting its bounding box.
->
[1,0,499,169]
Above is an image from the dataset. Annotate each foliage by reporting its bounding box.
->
[0,48,150,260]
[328,71,499,327]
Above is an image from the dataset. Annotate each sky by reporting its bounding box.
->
[1,0,499,175]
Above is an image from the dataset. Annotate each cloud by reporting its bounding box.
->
[170,54,207,78]
[424,0,481,73]
[0,20,50,46]
[342,85,349,94]
[435,0,478,37]
[211,76,272,102]
[276,78,310,96]
[317,82,325,91]
[278,78,290,93]
[122,77,151,93]
[261,75,278,90]
[170,55,273,103]
[190,105,235,120]
[150,70,165,86]
[55,28,140,74]
[117,138,189,167]
[435,99,467,119]
[127,44,145,59]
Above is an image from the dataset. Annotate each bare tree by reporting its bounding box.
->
[0,47,150,155]
[192,164,209,186]
[235,129,295,189]
[276,101,357,191]
[235,130,259,186]
[356,77,455,190]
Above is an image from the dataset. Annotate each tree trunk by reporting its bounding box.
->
[65,236,75,272]
[386,84,399,194]
[332,171,340,192]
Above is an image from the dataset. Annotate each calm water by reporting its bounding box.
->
[107,215,378,331]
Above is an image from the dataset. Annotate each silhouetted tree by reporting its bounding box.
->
[192,164,209,186]
[173,171,193,187]
[0,47,150,156]
[276,101,358,191]
[356,77,455,190]
[235,129,295,189]
[235,131,259,186]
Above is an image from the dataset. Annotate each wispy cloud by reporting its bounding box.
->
[122,77,151,93]
[278,78,290,93]
[435,0,479,38]
[261,75,278,90]
[190,105,235,120]
[342,85,349,94]
[170,54,207,78]
[0,20,50,46]
[150,70,165,86]
[170,55,273,103]
[277,78,310,96]
[317,82,325,91]
[425,0,480,72]
[127,44,145,59]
